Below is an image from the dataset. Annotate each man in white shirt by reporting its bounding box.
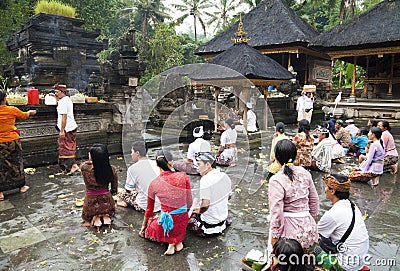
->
[188,152,232,237]
[316,173,369,271]
[173,126,211,175]
[246,102,258,133]
[115,141,161,212]
[345,119,359,137]
[54,84,79,175]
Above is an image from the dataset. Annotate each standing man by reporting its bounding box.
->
[296,90,305,123]
[54,84,79,174]
[246,102,258,133]
[303,92,314,123]
[316,173,369,271]
[188,152,232,237]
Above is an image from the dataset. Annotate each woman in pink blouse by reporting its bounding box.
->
[378,120,398,174]
[268,139,319,256]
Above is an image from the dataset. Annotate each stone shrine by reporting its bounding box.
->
[5,13,104,91]
[3,15,143,167]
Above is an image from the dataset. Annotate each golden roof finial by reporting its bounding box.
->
[232,14,250,44]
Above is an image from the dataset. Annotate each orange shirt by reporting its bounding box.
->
[0,105,29,143]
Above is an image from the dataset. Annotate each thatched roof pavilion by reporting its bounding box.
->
[189,18,295,130]
[195,0,331,89]
[310,0,400,98]
[195,0,318,56]
[190,43,294,83]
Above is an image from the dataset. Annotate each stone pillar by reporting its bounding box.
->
[349,56,357,103]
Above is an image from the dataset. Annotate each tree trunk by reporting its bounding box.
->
[193,14,197,42]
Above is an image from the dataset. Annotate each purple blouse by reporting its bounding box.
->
[360,140,385,174]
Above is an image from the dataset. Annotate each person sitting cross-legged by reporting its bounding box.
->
[115,141,161,212]
[188,152,232,237]
[311,128,332,172]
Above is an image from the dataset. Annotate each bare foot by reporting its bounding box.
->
[102,215,111,226]
[371,176,380,186]
[116,199,128,207]
[163,244,175,256]
[0,192,4,201]
[391,164,398,175]
[175,242,183,252]
[82,221,91,227]
[19,186,30,193]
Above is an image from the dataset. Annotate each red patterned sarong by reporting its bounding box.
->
[58,129,77,172]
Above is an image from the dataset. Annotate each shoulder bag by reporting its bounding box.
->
[319,200,355,254]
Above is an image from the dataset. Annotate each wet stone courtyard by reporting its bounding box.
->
[0,127,399,271]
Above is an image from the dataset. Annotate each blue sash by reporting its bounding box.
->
[157,205,187,236]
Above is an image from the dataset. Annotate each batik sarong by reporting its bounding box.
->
[0,139,25,191]
[58,129,77,172]
[347,171,379,182]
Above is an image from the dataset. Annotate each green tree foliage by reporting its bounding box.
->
[64,0,128,47]
[239,0,263,9]
[137,23,184,85]
[0,0,36,65]
[173,0,213,42]
[332,60,365,89]
[120,0,171,37]
[205,0,238,34]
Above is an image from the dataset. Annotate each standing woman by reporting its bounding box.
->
[216,117,238,166]
[347,127,385,185]
[139,150,193,255]
[268,139,319,257]
[0,90,36,201]
[378,120,398,174]
[292,119,314,168]
[81,144,118,231]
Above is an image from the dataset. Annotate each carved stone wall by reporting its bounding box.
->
[15,104,118,167]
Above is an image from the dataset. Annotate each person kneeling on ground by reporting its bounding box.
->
[81,144,118,232]
[316,173,369,271]
[139,150,193,255]
[173,126,211,175]
[347,127,384,186]
[188,152,232,237]
[348,127,369,157]
[115,141,161,212]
